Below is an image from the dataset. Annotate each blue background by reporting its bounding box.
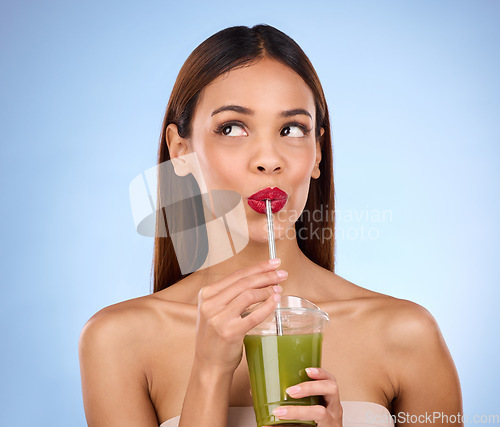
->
[1,0,498,425]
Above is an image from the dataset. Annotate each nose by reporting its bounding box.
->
[250,142,284,174]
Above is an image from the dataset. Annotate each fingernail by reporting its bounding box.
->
[273,407,288,416]
[286,385,301,395]
[276,270,288,279]
[269,258,281,266]
[273,294,281,302]
[306,367,319,376]
[273,285,283,294]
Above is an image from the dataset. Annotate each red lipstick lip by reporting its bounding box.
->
[248,187,288,201]
[247,187,288,214]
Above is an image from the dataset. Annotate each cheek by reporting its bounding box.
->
[289,149,315,182]
[288,153,316,204]
[196,146,241,189]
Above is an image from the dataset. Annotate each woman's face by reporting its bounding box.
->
[169,57,323,243]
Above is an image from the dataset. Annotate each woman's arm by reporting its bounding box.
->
[389,301,463,426]
[177,359,234,426]
[79,308,159,427]
[178,259,285,426]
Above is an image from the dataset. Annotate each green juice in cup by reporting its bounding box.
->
[243,296,329,427]
[244,333,323,426]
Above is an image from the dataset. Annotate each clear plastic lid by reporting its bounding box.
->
[242,295,329,336]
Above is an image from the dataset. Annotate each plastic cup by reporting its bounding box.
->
[242,295,330,427]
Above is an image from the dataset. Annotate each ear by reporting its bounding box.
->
[166,123,191,176]
[311,127,324,180]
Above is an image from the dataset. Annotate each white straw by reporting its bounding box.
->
[266,199,283,336]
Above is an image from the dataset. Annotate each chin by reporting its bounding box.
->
[245,216,292,246]
[246,221,272,245]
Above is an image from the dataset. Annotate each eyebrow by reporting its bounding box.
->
[211,105,312,119]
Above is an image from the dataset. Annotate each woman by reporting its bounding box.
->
[79,25,463,427]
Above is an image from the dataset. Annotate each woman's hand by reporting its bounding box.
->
[193,258,286,375]
[269,368,343,427]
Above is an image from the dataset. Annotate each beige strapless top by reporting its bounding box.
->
[159,401,394,426]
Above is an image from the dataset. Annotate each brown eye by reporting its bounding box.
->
[280,124,307,137]
[215,122,246,137]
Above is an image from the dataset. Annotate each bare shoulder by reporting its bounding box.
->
[354,289,459,402]
[79,296,161,367]
[319,270,444,350]
[79,291,197,368]
[320,270,438,329]
[379,297,444,351]
[81,295,157,335]
[319,271,462,414]
[78,296,167,426]
[79,291,190,347]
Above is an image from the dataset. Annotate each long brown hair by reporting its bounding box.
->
[152,24,335,293]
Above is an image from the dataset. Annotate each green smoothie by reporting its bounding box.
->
[244,333,323,427]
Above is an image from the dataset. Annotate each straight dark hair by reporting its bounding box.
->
[152,24,335,293]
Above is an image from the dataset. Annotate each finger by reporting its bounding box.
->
[214,269,287,307]
[285,378,338,400]
[199,258,281,301]
[285,367,337,397]
[200,270,286,318]
[301,367,341,408]
[272,405,330,423]
[205,292,281,342]
[223,285,282,318]
[208,287,280,335]
[204,289,280,342]
[237,293,281,333]
[305,367,336,381]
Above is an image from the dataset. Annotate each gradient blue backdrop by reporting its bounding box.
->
[1,0,498,425]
